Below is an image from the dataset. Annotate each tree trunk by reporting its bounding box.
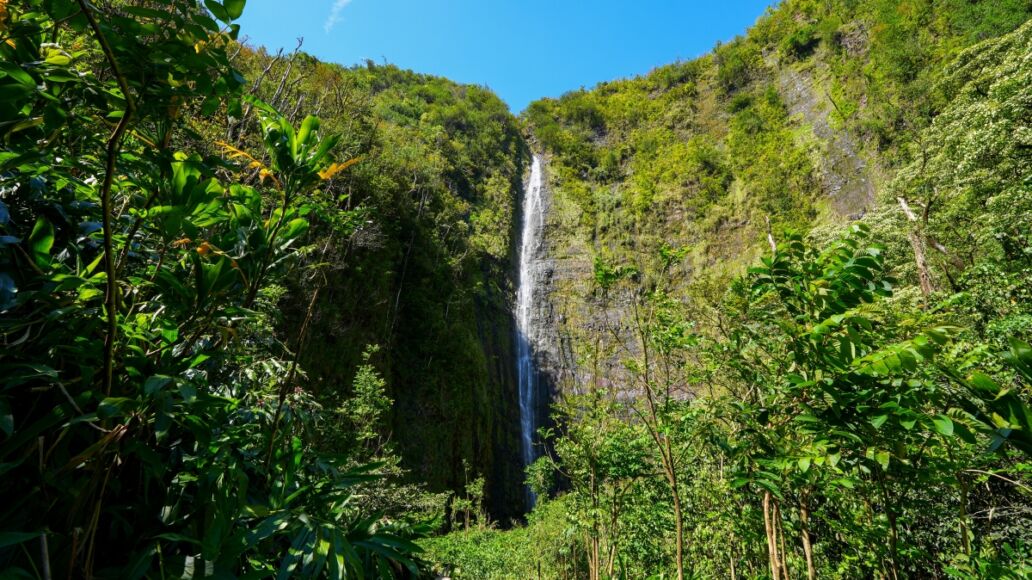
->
[593,536,600,580]
[606,544,617,578]
[898,197,934,298]
[775,501,790,580]
[590,469,600,580]
[660,438,685,580]
[800,499,816,580]
[886,509,900,580]
[907,230,934,298]
[877,473,900,580]
[763,491,781,580]
[585,530,598,580]
[958,474,972,556]
[671,475,685,580]
[765,215,777,253]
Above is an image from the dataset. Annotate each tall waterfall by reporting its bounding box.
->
[515,155,545,506]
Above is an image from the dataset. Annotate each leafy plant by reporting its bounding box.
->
[0,1,425,577]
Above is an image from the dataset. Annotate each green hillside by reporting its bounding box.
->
[427,1,1032,577]
[228,51,531,520]
[523,0,1030,323]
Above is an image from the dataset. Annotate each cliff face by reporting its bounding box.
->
[528,153,638,400]
[515,155,576,446]
[250,58,531,521]
[470,272,527,520]
[774,62,877,218]
[523,1,1031,392]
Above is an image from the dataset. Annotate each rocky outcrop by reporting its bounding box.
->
[526,157,640,402]
[776,63,876,217]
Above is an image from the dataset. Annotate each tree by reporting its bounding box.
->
[540,390,650,580]
[0,1,424,576]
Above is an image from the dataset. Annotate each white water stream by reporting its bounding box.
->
[515,155,545,506]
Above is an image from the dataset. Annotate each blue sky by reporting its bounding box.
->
[237,0,775,113]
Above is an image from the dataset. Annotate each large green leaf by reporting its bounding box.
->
[203,0,229,21]
[0,531,39,548]
[0,63,35,103]
[932,415,954,437]
[28,217,54,267]
[224,0,247,20]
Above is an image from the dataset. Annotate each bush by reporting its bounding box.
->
[781,24,820,59]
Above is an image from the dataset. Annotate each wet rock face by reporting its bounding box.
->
[514,156,570,494]
[837,22,869,58]
[520,157,640,404]
[527,251,575,408]
[511,155,597,464]
[524,54,885,409]
[525,69,883,404]
[776,64,876,217]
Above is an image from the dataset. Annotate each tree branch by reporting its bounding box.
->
[76,0,137,396]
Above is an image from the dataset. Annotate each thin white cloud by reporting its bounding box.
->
[324,0,354,33]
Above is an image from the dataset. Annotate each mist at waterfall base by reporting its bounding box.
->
[515,156,545,508]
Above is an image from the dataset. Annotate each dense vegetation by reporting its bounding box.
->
[229,44,530,521]
[2,0,1030,578]
[425,1,1032,578]
[0,0,524,576]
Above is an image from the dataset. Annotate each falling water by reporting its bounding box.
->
[515,155,545,506]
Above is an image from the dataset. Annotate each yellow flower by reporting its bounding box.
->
[317,157,362,180]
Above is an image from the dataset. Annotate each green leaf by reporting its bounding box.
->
[296,115,319,149]
[123,6,176,20]
[179,384,197,403]
[954,422,977,445]
[43,48,72,67]
[968,372,1000,396]
[875,450,890,470]
[3,363,58,388]
[144,375,173,396]
[28,217,55,267]
[933,415,954,437]
[1004,339,1032,381]
[798,457,811,473]
[280,218,309,241]
[0,532,39,548]
[870,414,888,429]
[224,0,246,20]
[248,513,291,543]
[97,397,137,419]
[0,63,36,103]
[831,478,855,489]
[204,0,229,21]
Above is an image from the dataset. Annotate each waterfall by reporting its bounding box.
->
[515,155,545,506]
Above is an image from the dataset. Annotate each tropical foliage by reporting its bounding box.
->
[427,4,1032,579]
[0,0,434,576]
[2,0,1030,578]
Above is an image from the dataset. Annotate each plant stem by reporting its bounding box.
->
[76,0,136,397]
